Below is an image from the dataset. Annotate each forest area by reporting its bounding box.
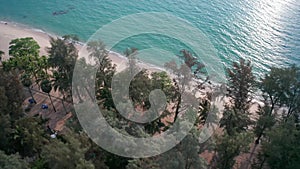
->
[0,36,299,169]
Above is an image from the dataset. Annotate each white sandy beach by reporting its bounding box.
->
[0,22,124,70]
[0,22,51,59]
[0,21,164,73]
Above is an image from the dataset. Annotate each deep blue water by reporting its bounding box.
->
[0,0,299,76]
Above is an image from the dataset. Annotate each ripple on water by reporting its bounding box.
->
[0,0,298,76]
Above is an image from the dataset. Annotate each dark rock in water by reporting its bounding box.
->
[52,10,69,16]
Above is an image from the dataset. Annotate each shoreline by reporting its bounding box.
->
[0,21,52,58]
[0,20,164,72]
[0,20,224,100]
[0,20,262,114]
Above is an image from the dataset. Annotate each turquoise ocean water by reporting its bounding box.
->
[0,0,299,76]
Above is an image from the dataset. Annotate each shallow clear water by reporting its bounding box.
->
[0,0,299,76]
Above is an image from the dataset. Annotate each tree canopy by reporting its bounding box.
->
[1,36,299,169]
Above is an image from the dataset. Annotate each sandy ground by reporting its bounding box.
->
[0,22,51,58]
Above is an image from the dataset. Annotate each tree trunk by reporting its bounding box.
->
[33,73,41,89]
[62,94,68,114]
[28,87,36,104]
[173,94,182,123]
[258,156,266,169]
[247,102,275,169]
[62,99,67,114]
[209,151,218,169]
[48,93,56,112]
[244,142,259,169]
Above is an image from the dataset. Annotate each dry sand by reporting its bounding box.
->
[0,21,164,73]
[0,22,51,58]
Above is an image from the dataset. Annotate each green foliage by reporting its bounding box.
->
[129,70,151,106]
[41,132,95,169]
[0,69,25,153]
[0,150,29,169]
[220,106,252,135]
[11,117,48,156]
[260,65,300,119]
[252,65,300,168]
[41,79,57,111]
[127,133,207,169]
[258,118,300,169]
[253,105,276,141]
[213,131,253,169]
[164,61,192,123]
[4,38,46,83]
[9,37,40,58]
[164,49,208,126]
[151,71,174,102]
[85,143,109,169]
[47,36,78,71]
[20,73,32,87]
[0,69,24,119]
[72,57,95,103]
[104,153,129,169]
[87,40,109,66]
[41,79,52,94]
[220,59,255,135]
[47,36,78,99]
[86,40,116,108]
[197,96,211,125]
[127,70,174,134]
[84,133,129,169]
[226,59,256,110]
[31,158,48,169]
[34,55,49,83]
[62,34,80,42]
[3,35,300,169]
[0,113,12,153]
[3,38,49,104]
